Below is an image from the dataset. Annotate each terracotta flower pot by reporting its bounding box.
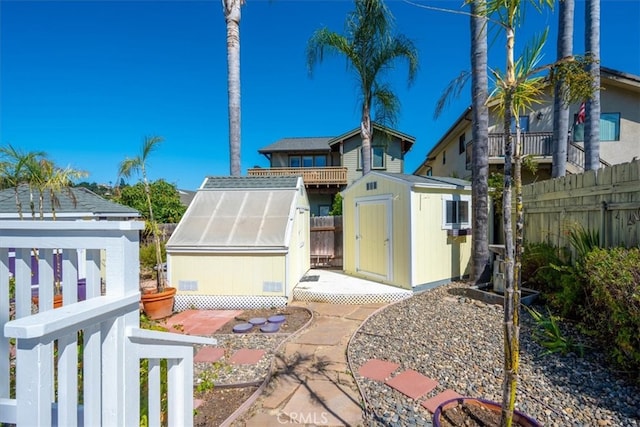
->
[141,287,176,320]
[433,397,541,427]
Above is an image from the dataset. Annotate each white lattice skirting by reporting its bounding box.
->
[292,288,411,305]
[175,295,288,311]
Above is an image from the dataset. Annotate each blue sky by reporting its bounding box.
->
[1,0,639,190]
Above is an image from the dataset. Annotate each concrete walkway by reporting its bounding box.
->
[234,301,386,427]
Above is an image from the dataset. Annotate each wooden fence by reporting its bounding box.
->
[523,159,640,250]
[310,216,343,268]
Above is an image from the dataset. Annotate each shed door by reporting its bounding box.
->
[355,197,392,281]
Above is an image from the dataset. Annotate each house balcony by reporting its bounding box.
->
[482,132,609,173]
[247,166,348,187]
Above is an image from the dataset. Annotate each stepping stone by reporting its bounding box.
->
[422,389,464,413]
[268,314,286,324]
[194,347,225,363]
[385,370,438,400]
[358,359,400,381]
[260,323,280,333]
[233,323,253,333]
[229,349,265,365]
[249,317,267,325]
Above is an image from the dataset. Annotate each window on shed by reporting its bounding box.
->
[442,194,471,230]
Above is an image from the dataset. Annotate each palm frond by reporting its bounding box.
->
[372,83,399,127]
[434,71,471,119]
[306,28,352,76]
[515,27,548,81]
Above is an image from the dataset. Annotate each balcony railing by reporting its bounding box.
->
[0,220,215,426]
[486,132,609,171]
[247,167,348,186]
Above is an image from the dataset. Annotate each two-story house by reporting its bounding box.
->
[249,123,415,215]
[414,67,640,182]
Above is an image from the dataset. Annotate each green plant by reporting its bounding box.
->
[566,223,599,260]
[119,136,167,293]
[525,305,585,357]
[582,247,640,381]
[329,193,343,216]
[521,242,568,294]
[140,242,166,271]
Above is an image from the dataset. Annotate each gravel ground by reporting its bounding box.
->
[348,283,640,427]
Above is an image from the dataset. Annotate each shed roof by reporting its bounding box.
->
[0,184,140,219]
[200,176,300,189]
[168,176,304,252]
[342,172,471,195]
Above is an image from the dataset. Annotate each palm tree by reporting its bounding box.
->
[118,136,166,292]
[470,0,490,284]
[584,0,600,170]
[307,0,418,175]
[0,145,45,219]
[552,0,574,178]
[224,0,243,176]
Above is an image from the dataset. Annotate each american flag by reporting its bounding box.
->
[576,101,586,124]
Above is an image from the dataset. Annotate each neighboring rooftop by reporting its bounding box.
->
[0,184,140,219]
[258,137,333,154]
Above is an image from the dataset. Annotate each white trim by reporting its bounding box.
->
[441,194,471,230]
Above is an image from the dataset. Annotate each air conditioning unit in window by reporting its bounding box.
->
[447,228,471,236]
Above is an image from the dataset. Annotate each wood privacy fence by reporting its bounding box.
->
[310,216,343,268]
[523,159,640,250]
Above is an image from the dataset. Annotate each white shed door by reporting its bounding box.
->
[355,197,392,281]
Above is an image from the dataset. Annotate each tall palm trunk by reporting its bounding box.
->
[361,103,373,175]
[225,0,242,176]
[470,0,490,283]
[585,0,600,170]
[552,0,574,177]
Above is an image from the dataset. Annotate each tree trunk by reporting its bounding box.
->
[470,0,490,284]
[225,0,242,176]
[585,0,600,171]
[361,104,373,176]
[552,0,574,178]
[500,24,519,427]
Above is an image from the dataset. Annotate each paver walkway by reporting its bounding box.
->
[234,301,385,427]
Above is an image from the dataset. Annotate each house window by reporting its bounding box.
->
[289,155,328,167]
[289,156,301,167]
[573,112,620,142]
[442,194,471,230]
[318,205,330,216]
[459,133,466,154]
[358,146,386,170]
[510,116,529,133]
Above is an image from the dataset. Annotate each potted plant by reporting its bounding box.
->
[118,136,176,320]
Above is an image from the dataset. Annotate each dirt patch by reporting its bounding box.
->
[192,306,311,426]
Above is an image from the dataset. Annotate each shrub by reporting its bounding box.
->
[140,242,166,271]
[582,247,640,381]
[521,242,567,293]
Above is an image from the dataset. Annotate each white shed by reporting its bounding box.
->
[167,176,310,309]
[342,172,473,291]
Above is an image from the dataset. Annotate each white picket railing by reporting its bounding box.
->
[0,220,215,426]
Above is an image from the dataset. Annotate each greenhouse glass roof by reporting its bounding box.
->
[167,188,297,251]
